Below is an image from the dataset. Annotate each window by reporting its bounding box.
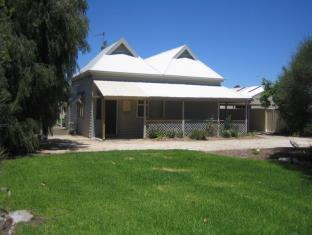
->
[77,94,84,118]
[111,44,134,56]
[77,102,84,118]
[177,50,195,60]
[137,100,149,118]
[96,98,102,120]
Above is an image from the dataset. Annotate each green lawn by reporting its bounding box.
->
[0,150,311,234]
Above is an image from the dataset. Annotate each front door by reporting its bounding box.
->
[105,100,117,136]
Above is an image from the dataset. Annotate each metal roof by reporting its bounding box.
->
[232,86,264,98]
[77,39,224,82]
[145,45,223,80]
[94,80,250,100]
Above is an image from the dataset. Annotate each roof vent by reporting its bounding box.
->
[177,50,195,59]
[111,44,134,56]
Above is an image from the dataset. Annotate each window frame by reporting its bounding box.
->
[136,100,149,118]
[96,98,102,120]
[77,102,84,119]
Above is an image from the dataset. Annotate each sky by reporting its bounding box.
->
[78,0,312,87]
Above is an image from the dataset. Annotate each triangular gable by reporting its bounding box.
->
[110,44,134,56]
[106,38,138,57]
[177,50,195,59]
[174,46,197,60]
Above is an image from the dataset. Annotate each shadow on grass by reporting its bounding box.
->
[39,138,89,151]
[268,147,312,181]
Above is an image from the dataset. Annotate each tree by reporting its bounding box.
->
[0,0,89,155]
[261,38,312,134]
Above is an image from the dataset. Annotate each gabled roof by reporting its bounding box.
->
[76,39,224,83]
[145,45,223,80]
[232,86,264,98]
[79,38,158,75]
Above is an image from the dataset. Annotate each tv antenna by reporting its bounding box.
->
[95,32,108,50]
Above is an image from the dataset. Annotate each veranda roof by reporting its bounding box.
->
[94,80,250,100]
[232,86,264,98]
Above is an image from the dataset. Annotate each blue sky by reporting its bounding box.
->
[78,0,312,87]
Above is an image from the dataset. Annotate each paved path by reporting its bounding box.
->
[40,135,312,154]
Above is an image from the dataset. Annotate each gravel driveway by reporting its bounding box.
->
[40,134,312,154]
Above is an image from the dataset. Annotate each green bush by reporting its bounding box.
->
[148,129,161,139]
[248,131,256,137]
[205,119,216,136]
[224,115,233,130]
[0,146,7,162]
[221,130,232,138]
[176,131,183,138]
[5,118,40,155]
[303,124,312,137]
[230,129,239,137]
[166,131,176,138]
[190,130,207,140]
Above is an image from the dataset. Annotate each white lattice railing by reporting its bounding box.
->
[146,120,183,136]
[146,119,247,137]
[184,120,219,136]
[218,120,247,135]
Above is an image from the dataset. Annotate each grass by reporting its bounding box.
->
[0,150,311,234]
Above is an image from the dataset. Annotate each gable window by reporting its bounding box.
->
[137,100,149,118]
[111,44,134,56]
[177,50,195,60]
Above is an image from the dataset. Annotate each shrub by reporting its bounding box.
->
[224,115,233,130]
[166,131,176,138]
[205,119,216,136]
[230,129,239,137]
[0,147,7,162]
[248,131,256,137]
[5,118,40,155]
[190,130,207,140]
[148,129,161,139]
[303,124,312,137]
[221,129,232,138]
[176,131,183,138]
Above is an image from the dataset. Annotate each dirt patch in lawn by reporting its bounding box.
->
[124,157,135,161]
[211,148,274,160]
[212,147,312,162]
[153,167,191,173]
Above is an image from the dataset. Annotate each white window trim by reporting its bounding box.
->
[137,100,149,118]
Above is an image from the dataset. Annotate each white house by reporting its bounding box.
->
[69,38,250,139]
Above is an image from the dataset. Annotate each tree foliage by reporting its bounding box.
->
[0,0,89,155]
[261,38,312,134]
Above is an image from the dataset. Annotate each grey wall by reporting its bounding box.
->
[69,77,93,138]
[117,100,143,138]
[250,109,265,131]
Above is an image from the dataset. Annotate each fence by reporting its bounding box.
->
[146,119,247,137]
